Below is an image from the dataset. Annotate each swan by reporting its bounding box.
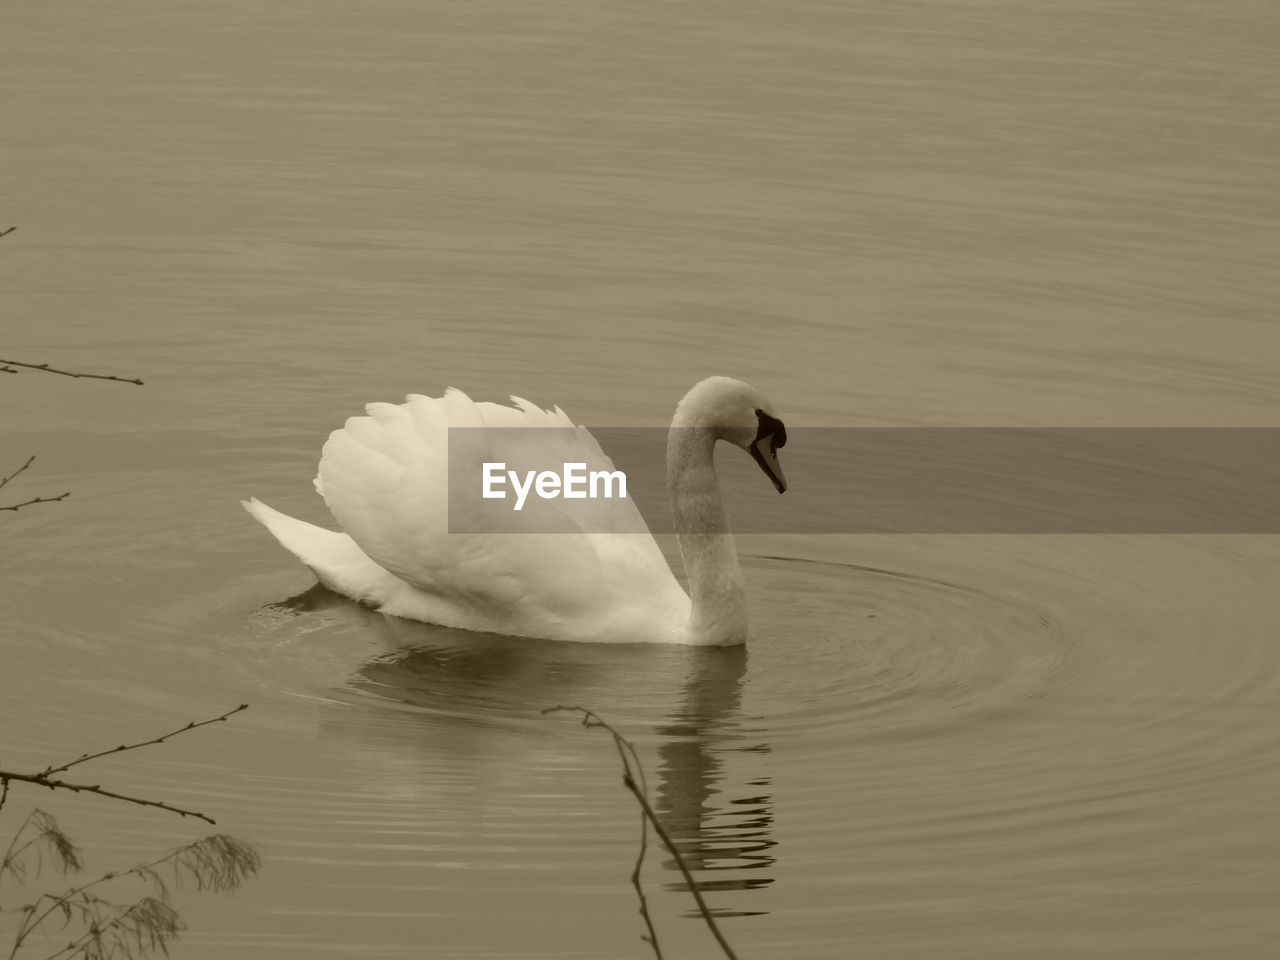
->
[243,376,787,645]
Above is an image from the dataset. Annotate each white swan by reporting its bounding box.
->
[243,376,787,645]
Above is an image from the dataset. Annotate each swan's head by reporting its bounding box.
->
[674,376,788,494]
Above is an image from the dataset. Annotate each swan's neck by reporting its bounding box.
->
[667,426,747,645]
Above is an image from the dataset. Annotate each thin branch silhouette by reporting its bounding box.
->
[0,457,71,512]
[629,792,664,960]
[1,706,250,825]
[2,242,144,505]
[0,772,217,826]
[0,227,14,238]
[0,358,143,386]
[1,345,145,511]
[0,457,36,491]
[38,704,249,778]
[0,493,71,513]
[544,706,740,960]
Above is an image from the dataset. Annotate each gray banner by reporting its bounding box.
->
[448,428,1280,533]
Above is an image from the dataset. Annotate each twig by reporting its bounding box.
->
[630,797,663,960]
[544,706,740,960]
[0,772,217,825]
[615,725,664,960]
[0,227,14,238]
[39,704,249,778]
[0,705,251,826]
[0,492,71,512]
[0,456,35,491]
[1,456,72,511]
[0,358,143,385]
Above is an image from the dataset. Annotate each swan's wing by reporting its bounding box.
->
[312,390,688,641]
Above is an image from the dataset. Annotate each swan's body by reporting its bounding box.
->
[244,376,786,645]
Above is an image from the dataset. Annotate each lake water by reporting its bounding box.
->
[4,1,1279,957]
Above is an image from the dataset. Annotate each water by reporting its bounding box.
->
[4,1,1280,957]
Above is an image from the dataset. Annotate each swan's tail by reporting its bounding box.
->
[241,498,400,606]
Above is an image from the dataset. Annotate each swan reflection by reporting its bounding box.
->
[281,587,776,911]
[654,646,776,913]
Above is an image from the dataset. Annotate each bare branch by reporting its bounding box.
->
[0,772,217,825]
[629,790,664,960]
[0,358,143,386]
[544,706,740,960]
[0,456,35,491]
[0,705,251,826]
[40,704,249,778]
[1,457,72,511]
[0,491,71,512]
[0,227,14,238]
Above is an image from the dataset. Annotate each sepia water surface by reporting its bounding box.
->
[4,1,1280,957]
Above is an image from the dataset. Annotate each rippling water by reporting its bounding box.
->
[4,1,1280,957]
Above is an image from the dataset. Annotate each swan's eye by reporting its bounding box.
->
[754,409,787,449]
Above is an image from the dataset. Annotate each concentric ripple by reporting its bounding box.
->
[744,554,1085,743]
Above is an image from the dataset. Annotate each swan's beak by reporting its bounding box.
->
[749,432,787,494]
